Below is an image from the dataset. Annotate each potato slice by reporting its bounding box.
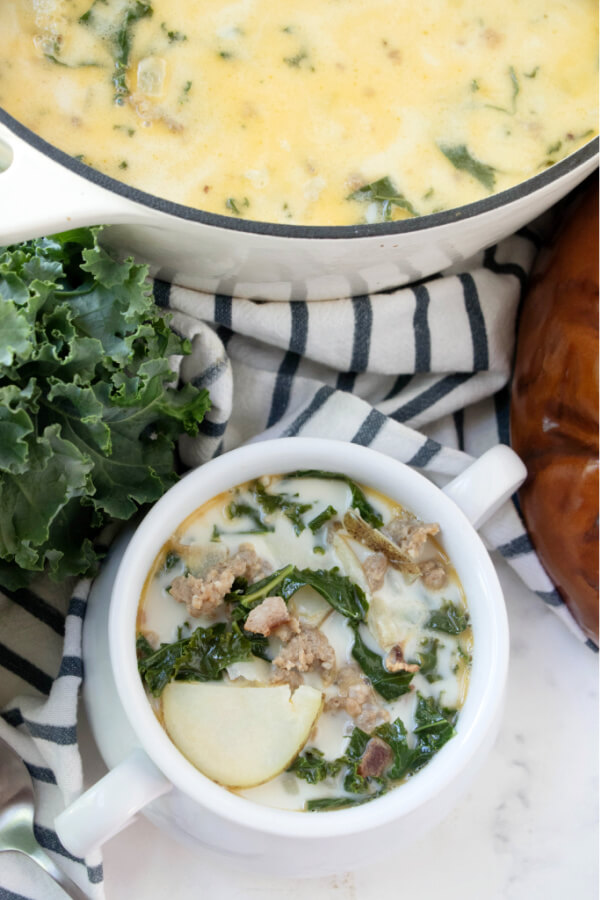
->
[162,683,323,787]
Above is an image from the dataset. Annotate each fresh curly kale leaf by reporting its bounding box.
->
[0,227,210,586]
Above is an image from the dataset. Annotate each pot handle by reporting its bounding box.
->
[0,121,143,244]
[442,445,526,530]
[54,748,172,859]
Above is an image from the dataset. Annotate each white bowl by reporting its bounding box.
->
[56,438,525,876]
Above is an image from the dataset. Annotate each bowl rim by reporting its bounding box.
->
[109,437,509,839]
[0,105,597,240]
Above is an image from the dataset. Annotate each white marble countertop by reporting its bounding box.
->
[77,556,598,900]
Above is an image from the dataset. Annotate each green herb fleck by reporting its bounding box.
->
[164,551,180,571]
[161,22,187,42]
[284,50,308,67]
[225,197,250,215]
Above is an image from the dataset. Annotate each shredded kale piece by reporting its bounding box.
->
[373,718,412,780]
[283,568,368,621]
[306,796,371,811]
[416,637,441,682]
[287,748,345,784]
[350,624,415,700]
[485,65,520,114]
[225,197,250,215]
[293,700,457,810]
[308,505,337,533]
[136,622,254,696]
[229,565,368,623]
[283,50,308,67]
[348,176,417,221]
[410,694,456,771]
[112,2,153,100]
[437,143,496,191]
[226,499,274,534]
[425,601,469,634]
[164,551,180,571]
[287,470,384,528]
[342,727,374,794]
[80,1,153,101]
[233,564,296,610]
[253,481,313,535]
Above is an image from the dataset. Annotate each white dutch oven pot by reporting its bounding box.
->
[0,109,597,300]
[55,438,526,877]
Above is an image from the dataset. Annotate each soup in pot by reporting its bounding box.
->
[0,0,597,226]
[136,472,472,811]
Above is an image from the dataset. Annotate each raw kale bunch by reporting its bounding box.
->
[0,227,210,588]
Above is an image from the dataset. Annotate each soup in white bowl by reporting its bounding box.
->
[137,471,472,811]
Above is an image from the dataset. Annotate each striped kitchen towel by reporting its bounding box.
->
[0,215,594,899]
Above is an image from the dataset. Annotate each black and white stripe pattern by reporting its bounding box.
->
[1,218,595,899]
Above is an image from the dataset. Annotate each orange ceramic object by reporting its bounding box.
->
[511,182,599,644]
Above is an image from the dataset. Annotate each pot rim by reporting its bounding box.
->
[0,105,597,240]
[109,437,509,839]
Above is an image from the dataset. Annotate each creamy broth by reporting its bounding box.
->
[137,473,472,811]
[0,1,597,226]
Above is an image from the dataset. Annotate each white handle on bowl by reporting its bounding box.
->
[442,445,526,529]
[54,748,172,858]
[0,121,144,244]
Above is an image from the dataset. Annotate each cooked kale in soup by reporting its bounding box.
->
[0,1,597,225]
[137,472,472,811]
